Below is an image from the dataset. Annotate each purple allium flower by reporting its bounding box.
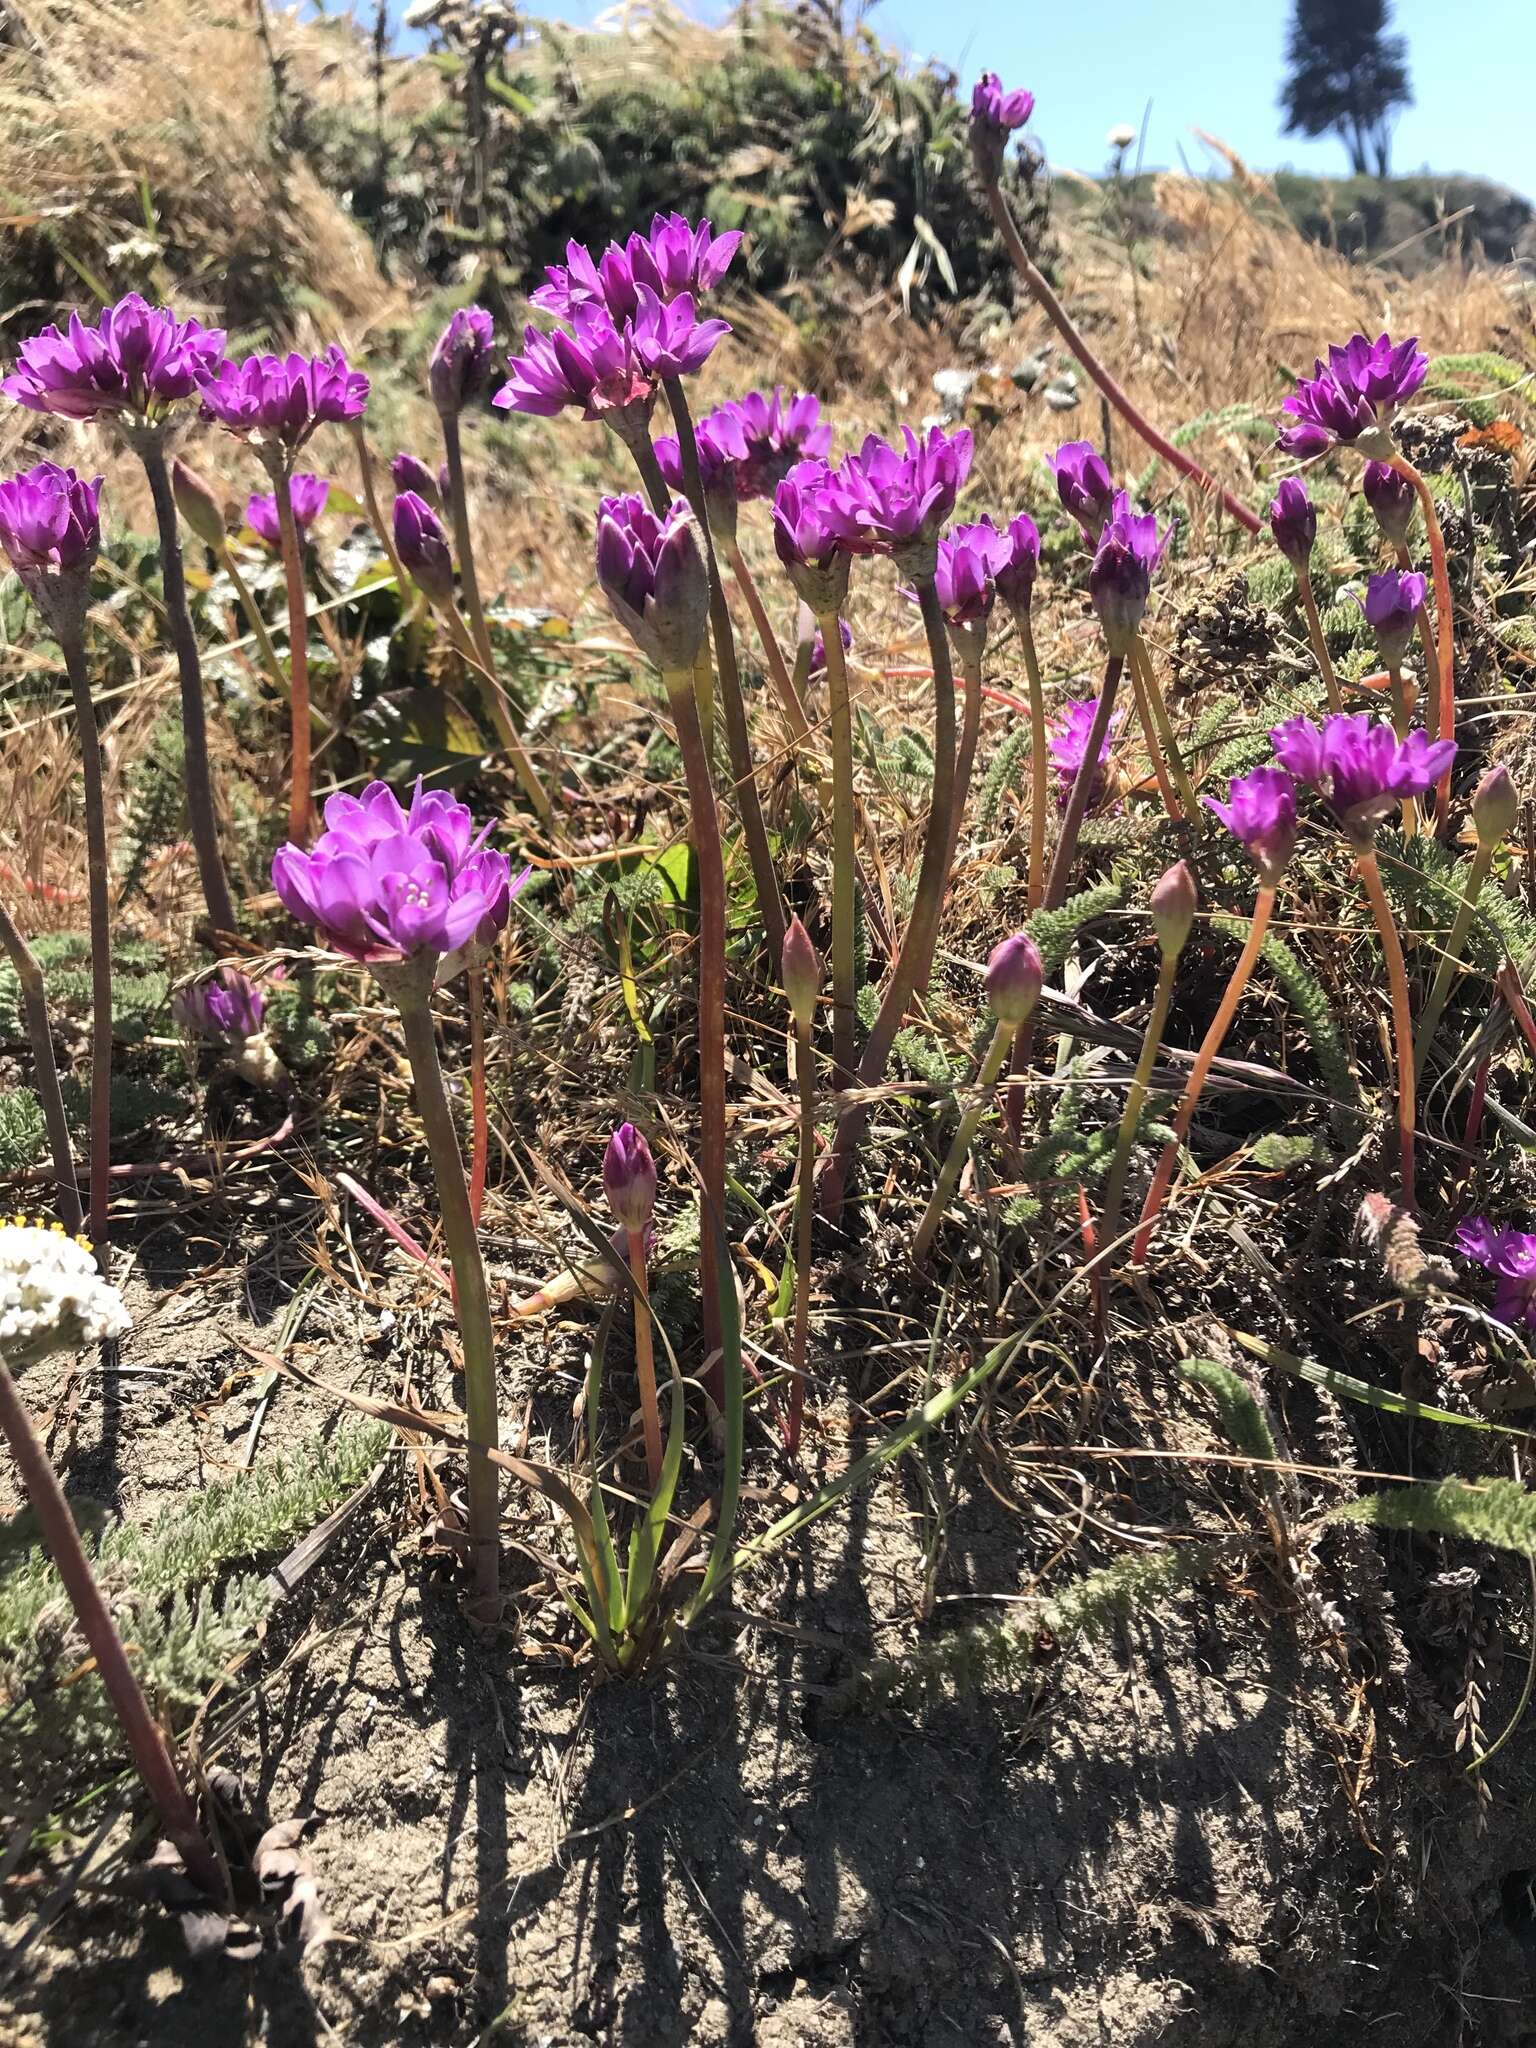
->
[1270,711,1456,841]
[970,73,1035,178]
[984,929,1043,1027]
[1277,332,1428,456]
[772,459,852,612]
[2,293,225,424]
[246,472,328,550]
[1456,1217,1536,1329]
[1088,489,1171,655]
[732,388,832,500]
[1362,459,1415,546]
[0,462,102,576]
[603,1121,658,1233]
[1360,568,1427,665]
[993,510,1041,613]
[1050,441,1117,534]
[1268,476,1316,570]
[654,401,749,500]
[429,304,496,415]
[1049,695,1119,808]
[390,452,442,509]
[493,304,651,421]
[199,346,369,453]
[821,425,973,564]
[271,780,518,964]
[393,491,455,602]
[1203,765,1298,883]
[595,493,709,672]
[530,240,642,323]
[934,517,1013,630]
[631,214,742,303]
[172,966,266,1043]
[628,289,731,381]
[808,618,853,677]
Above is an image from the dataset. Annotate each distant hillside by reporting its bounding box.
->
[1272,173,1535,273]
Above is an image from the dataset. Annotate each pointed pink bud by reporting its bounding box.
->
[1150,861,1196,959]
[984,931,1042,1027]
[604,1122,657,1233]
[781,915,821,1032]
[1472,765,1518,851]
[171,458,227,550]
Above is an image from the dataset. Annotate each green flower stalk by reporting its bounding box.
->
[1099,862,1194,1258]
[605,1122,662,1486]
[430,309,499,675]
[781,916,821,1453]
[1414,766,1517,1083]
[911,931,1042,1267]
[1130,634,1201,826]
[172,459,307,721]
[348,416,413,599]
[0,897,81,1234]
[727,541,813,742]
[1269,479,1341,714]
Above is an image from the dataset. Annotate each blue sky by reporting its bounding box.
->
[495,0,1535,196]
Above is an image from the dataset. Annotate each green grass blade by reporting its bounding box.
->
[1227,1328,1535,1439]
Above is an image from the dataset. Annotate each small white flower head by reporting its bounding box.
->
[1106,123,1137,151]
[0,1221,130,1369]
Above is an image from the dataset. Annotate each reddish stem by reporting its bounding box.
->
[468,962,489,1229]
[1356,847,1417,1211]
[626,1226,663,1488]
[728,543,812,741]
[1389,456,1454,823]
[58,615,112,1248]
[273,469,313,845]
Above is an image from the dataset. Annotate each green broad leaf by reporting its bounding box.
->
[1226,1328,1535,1439]
[352,686,487,786]
[649,840,696,910]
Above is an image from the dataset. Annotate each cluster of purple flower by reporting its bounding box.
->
[1278,332,1428,459]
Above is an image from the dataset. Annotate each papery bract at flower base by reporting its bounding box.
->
[604,1122,658,1233]
[1203,765,1298,883]
[595,494,710,672]
[429,305,496,416]
[1050,441,1116,534]
[781,915,822,1032]
[1270,712,1455,842]
[1362,460,1415,545]
[1268,477,1316,570]
[772,460,851,613]
[246,472,328,550]
[173,966,266,1042]
[1457,1217,1536,1330]
[3,294,226,424]
[1361,568,1426,665]
[1088,490,1170,655]
[390,453,442,508]
[0,463,102,576]
[1050,696,1119,808]
[198,346,369,456]
[994,511,1041,613]
[392,491,455,603]
[171,459,227,550]
[271,780,518,965]
[984,930,1043,1027]
[733,388,831,500]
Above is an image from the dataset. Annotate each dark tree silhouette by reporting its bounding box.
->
[1281,0,1412,177]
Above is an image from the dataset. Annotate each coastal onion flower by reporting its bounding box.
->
[0,1222,130,1369]
[655,403,747,539]
[934,518,1012,631]
[1203,765,1298,882]
[429,305,496,416]
[993,510,1041,613]
[495,307,643,419]
[629,289,731,381]
[772,460,852,613]
[595,494,710,673]
[1050,441,1116,534]
[969,72,1035,178]
[2,294,225,425]
[1270,711,1455,843]
[198,346,369,459]
[1457,1218,1536,1329]
[821,425,973,569]
[1088,490,1171,655]
[1277,332,1428,457]
[271,780,517,966]
[1268,477,1316,569]
[1361,568,1427,667]
[392,491,455,603]
[531,240,644,322]
[390,452,443,507]
[1362,460,1416,545]
[172,965,265,1042]
[984,930,1044,1027]
[0,463,102,585]
[246,472,328,550]
[733,388,832,500]
[1049,695,1119,807]
[603,1122,658,1233]
[533,217,741,321]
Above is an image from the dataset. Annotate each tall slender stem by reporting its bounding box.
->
[273,469,313,845]
[1042,653,1125,911]
[626,1226,662,1487]
[1297,570,1342,713]
[0,1356,221,1893]
[1132,885,1276,1262]
[349,417,411,598]
[1389,455,1455,823]
[911,1016,1012,1266]
[786,1016,815,1454]
[1125,645,1180,822]
[440,414,494,673]
[395,989,501,1606]
[981,175,1260,536]
[468,962,489,1228]
[1414,842,1494,1084]
[1387,659,1411,739]
[218,545,305,713]
[663,377,786,964]
[1131,635,1200,826]
[1357,847,1417,1211]
[138,443,237,935]
[728,543,812,740]
[820,575,957,1218]
[439,598,552,822]
[0,897,80,1234]
[1099,951,1178,1255]
[818,609,858,1084]
[949,650,987,864]
[1013,606,1049,914]
[58,616,112,1248]
[661,669,727,1364]
[1393,537,1440,724]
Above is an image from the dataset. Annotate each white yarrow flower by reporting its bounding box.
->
[1106,123,1137,151]
[0,1223,131,1368]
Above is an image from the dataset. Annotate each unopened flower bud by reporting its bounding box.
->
[984,931,1043,1027]
[1150,860,1196,959]
[1473,764,1518,851]
[781,915,821,1033]
[595,494,709,673]
[391,452,441,510]
[1362,460,1415,547]
[393,491,455,604]
[171,458,227,550]
[604,1122,657,1234]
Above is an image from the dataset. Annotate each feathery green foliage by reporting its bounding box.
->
[975,723,1034,835]
[1026,880,1123,975]
[0,1091,45,1174]
[1332,1477,1536,1553]
[1177,1358,1278,1464]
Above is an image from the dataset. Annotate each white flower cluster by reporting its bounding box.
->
[0,1222,131,1368]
